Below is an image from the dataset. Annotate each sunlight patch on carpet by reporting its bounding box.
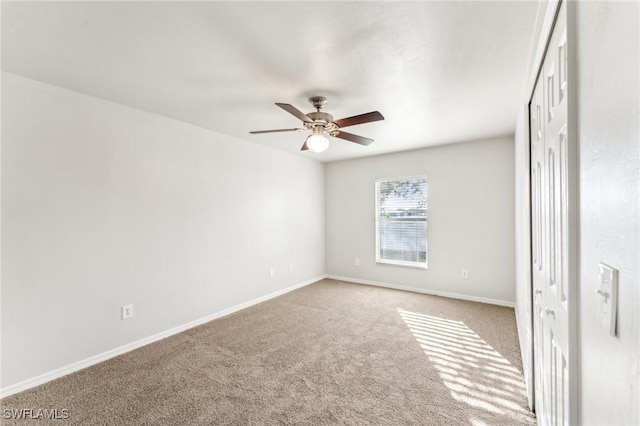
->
[397,308,531,425]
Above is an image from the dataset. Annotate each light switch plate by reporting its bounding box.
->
[597,263,618,336]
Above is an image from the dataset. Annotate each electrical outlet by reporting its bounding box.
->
[122,304,133,320]
[355,258,360,266]
[269,268,275,278]
[289,264,294,273]
[462,269,469,279]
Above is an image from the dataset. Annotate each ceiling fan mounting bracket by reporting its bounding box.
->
[309,96,327,111]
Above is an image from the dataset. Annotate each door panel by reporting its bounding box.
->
[531,51,547,424]
[530,2,571,425]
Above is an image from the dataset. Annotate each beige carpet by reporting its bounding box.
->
[1,279,536,425]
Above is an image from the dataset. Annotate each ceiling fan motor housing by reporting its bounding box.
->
[307,97,337,133]
[305,111,337,132]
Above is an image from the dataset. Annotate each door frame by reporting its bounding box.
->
[525,0,579,423]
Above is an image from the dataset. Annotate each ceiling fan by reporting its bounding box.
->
[250,96,384,152]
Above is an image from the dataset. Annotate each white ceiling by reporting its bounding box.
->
[2,1,539,163]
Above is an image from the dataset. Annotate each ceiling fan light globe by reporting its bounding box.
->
[305,133,329,153]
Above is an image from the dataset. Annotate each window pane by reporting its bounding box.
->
[376,176,428,268]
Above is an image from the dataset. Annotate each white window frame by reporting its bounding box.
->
[375,175,428,269]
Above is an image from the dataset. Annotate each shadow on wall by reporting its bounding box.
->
[397,308,535,426]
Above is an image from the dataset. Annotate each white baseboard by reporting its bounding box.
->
[0,275,326,399]
[326,275,515,308]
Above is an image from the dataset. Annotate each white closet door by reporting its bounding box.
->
[530,2,572,425]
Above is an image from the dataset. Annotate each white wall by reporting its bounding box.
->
[1,73,326,389]
[325,137,516,305]
[575,1,639,424]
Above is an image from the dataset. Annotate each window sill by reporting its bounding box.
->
[376,261,428,270]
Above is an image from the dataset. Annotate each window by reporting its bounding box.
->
[375,176,428,268]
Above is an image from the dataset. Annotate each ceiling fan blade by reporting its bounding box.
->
[275,103,314,124]
[249,128,304,134]
[333,111,384,128]
[300,141,309,151]
[333,130,374,146]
